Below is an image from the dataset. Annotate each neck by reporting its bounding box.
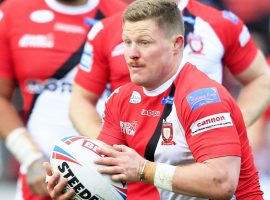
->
[56,0,87,6]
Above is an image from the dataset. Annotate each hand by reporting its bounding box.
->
[43,162,75,200]
[95,144,146,182]
[26,157,49,196]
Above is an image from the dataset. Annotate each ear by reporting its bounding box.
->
[172,35,184,54]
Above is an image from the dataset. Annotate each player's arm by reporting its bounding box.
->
[95,145,240,199]
[144,156,240,199]
[0,78,48,195]
[0,78,24,138]
[236,49,270,127]
[69,82,102,138]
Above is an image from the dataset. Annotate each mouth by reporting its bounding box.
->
[129,65,142,68]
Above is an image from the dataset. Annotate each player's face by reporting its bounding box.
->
[123,19,178,90]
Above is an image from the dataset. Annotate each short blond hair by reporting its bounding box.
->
[123,0,185,36]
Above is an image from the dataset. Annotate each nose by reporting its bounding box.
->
[126,43,140,60]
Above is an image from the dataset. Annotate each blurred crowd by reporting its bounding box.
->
[0,0,269,199]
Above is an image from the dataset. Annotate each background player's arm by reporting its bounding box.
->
[69,83,102,138]
[0,78,48,195]
[0,78,23,137]
[236,49,270,127]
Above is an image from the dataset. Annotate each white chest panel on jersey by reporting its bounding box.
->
[26,68,79,157]
[183,17,224,83]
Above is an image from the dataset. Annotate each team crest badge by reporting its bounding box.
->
[187,33,204,55]
[161,122,176,145]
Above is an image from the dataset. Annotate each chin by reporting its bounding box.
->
[131,78,144,86]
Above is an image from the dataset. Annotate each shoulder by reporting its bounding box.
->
[187,0,245,33]
[98,0,127,16]
[87,12,122,41]
[175,63,231,102]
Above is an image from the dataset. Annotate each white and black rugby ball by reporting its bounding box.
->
[50,136,127,200]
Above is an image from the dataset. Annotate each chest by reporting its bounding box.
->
[7,9,95,81]
[118,92,194,165]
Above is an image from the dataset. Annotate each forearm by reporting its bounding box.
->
[0,97,25,139]
[0,97,43,167]
[237,70,270,127]
[143,159,238,199]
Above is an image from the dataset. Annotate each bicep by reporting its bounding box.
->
[71,83,100,105]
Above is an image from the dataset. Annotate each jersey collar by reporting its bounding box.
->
[45,0,100,15]
[143,60,185,97]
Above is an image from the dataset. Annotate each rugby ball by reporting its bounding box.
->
[50,136,127,200]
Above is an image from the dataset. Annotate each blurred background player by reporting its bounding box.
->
[0,0,126,199]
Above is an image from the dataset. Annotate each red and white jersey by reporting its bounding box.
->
[99,62,263,200]
[180,0,257,83]
[0,0,126,158]
[75,0,258,96]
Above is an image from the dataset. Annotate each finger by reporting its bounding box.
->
[51,178,69,199]
[47,171,60,192]
[59,188,75,200]
[111,173,127,182]
[96,146,119,158]
[113,144,127,152]
[43,162,53,176]
[98,165,124,175]
[95,156,118,166]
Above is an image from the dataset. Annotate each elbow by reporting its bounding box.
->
[211,172,238,199]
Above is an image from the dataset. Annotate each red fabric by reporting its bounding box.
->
[20,172,52,200]
[223,0,270,23]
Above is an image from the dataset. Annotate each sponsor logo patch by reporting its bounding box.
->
[190,112,233,136]
[19,34,54,48]
[187,33,204,55]
[120,121,138,136]
[187,87,220,110]
[26,79,72,94]
[162,96,174,105]
[54,22,85,34]
[79,42,93,72]
[161,122,176,145]
[129,91,141,104]
[141,109,160,117]
[30,10,54,23]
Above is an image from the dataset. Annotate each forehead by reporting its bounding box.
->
[122,19,163,38]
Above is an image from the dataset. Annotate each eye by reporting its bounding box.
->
[123,39,131,46]
[138,40,149,46]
